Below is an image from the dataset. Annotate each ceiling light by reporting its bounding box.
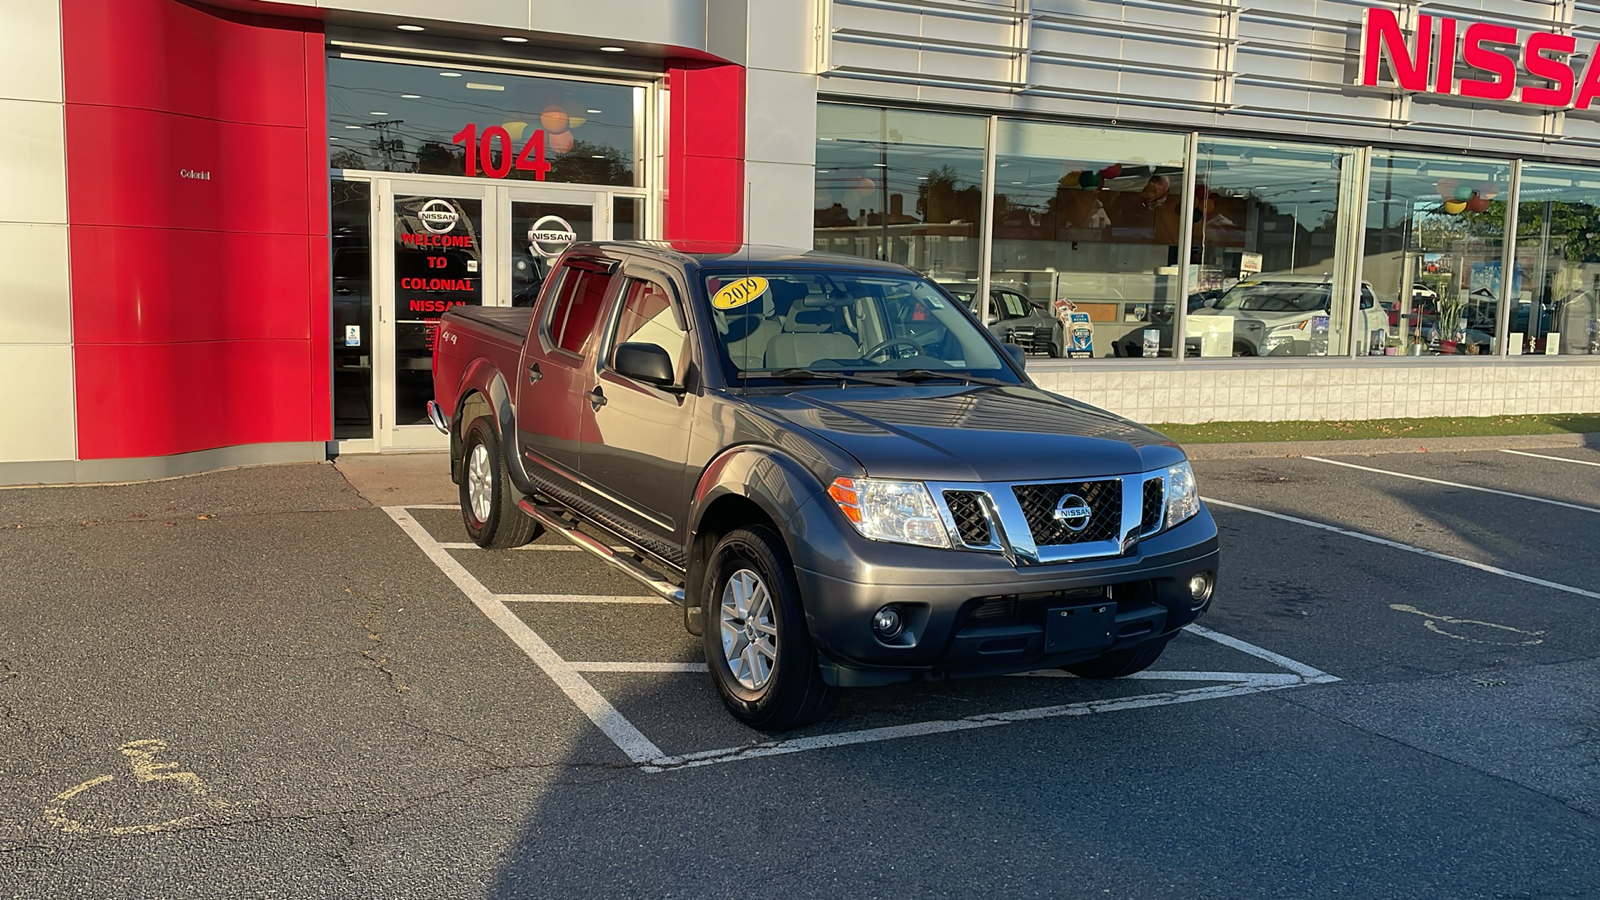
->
[369,111,388,115]
[397,23,424,31]
[502,36,528,43]
[344,125,362,129]
[465,83,505,91]
[329,137,340,141]
[592,154,606,158]
[400,93,421,99]
[599,46,625,52]
[587,109,602,114]
[439,71,462,77]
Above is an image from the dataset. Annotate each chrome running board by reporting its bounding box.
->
[517,498,686,606]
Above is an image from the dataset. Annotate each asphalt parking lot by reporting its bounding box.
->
[1,441,1598,898]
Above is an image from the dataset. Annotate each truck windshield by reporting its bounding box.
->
[701,269,1017,383]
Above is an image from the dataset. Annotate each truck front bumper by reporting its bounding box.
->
[787,499,1220,687]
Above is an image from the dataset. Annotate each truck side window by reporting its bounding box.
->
[611,279,688,376]
[546,267,615,355]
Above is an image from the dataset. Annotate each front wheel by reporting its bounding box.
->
[702,526,836,731]
[1061,636,1171,679]
[459,416,543,549]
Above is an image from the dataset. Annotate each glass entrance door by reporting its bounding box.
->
[373,178,606,449]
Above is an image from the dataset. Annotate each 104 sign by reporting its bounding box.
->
[451,124,550,180]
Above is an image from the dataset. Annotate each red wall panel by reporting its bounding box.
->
[73,341,315,460]
[65,105,310,233]
[70,227,313,344]
[61,0,309,127]
[63,0,331,459]
[665,60,745,245]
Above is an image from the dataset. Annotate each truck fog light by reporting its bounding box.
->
[872,606,904,639]
[1188,572,1215,606]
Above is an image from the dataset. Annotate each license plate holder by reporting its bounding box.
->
[1044,602,1117,654]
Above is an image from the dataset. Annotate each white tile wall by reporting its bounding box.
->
[0,345,75,463]
[744,160,816,249]
[0,98,68,226]
[1031,362,1600,424]
[0,223,71,344]
[0,0,63,104]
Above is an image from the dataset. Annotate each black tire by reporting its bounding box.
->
[702,526,837,731]
[459,416,543,549]
[1062,636,1171,679]
[1232,341,1256,358]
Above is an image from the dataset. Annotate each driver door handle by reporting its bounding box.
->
[586,387,607,410]
[527,363,542,384]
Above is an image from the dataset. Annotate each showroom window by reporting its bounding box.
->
[327,57,641,187]
[1364,152,1512,356]
[813,104,987,280]
[1187,139,1362,359]
[1512,163,1600,356]
[989,120,1189,359]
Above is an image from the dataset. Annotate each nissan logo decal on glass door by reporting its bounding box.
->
[418,199,461,234]
[528,215,577,258]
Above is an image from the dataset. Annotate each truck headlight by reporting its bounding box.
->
[1165,461,1200,528]
[829,478,952,549]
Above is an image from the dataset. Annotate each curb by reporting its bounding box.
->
[1181,432,1600,460]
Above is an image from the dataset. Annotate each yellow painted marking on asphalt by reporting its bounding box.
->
[1389,604,1546,646]
[42,739,234,836]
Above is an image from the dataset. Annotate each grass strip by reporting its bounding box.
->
[1149,414,1600,445]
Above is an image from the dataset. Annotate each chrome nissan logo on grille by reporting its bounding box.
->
[1052,494,1093,533]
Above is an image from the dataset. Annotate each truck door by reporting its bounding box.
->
[516,257,620,507]
[580,267,697,558]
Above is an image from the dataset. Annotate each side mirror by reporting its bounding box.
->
[614,342,676,387]
[1003,343,1027,369]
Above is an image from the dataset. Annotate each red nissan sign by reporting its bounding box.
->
[1360,7,1599,109]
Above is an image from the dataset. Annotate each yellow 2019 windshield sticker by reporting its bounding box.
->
[711,276,769,310]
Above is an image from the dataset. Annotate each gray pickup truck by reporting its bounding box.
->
[429,242,1219,731]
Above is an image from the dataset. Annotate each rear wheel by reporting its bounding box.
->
[460,416,543,549]
[702,526,836,731]
[1062,636,1171,679]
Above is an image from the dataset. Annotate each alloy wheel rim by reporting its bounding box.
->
[467,443,493,523]
[719,568,778,691]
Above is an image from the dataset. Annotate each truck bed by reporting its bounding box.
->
[447,306,535,340]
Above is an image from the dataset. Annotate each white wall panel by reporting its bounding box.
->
[746,69,817,166]
[0,99,67,226]
[0,345,75,463]
[745,160,815,248]
[746,0,815,74]
[0,0,63,104]
[0,224,71,345]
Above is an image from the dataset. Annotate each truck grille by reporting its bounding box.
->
[943,490,993,547]
[1012,480,1121,546]
[1003,326,1054,354]
[1140,476,1165,536]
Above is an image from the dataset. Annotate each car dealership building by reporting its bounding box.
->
[2,0,1598,485]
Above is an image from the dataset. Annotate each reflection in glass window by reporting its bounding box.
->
[331,179,372,439]
[989,121,1187,359]
[813,105,987,281]
[612,280,687,374]
[1188,139,1360,358]
[1364,152,1512,356]
[1513,164,1600,356]
[327,58,639,186]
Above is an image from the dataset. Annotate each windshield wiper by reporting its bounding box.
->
[883,369,1015,388]
[763,368,907,387]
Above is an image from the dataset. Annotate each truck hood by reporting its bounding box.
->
[743,385,1182,482]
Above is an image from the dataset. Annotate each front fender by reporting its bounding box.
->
[690,445,826,551]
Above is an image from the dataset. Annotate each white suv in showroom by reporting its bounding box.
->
[1198,274,1388,356]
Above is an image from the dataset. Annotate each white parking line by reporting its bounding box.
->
[389,503,1341,774]
[383,507,666,764]
[1303,456,1600,515]
[1500,449,1600,468]
[1204,497,1600,601]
